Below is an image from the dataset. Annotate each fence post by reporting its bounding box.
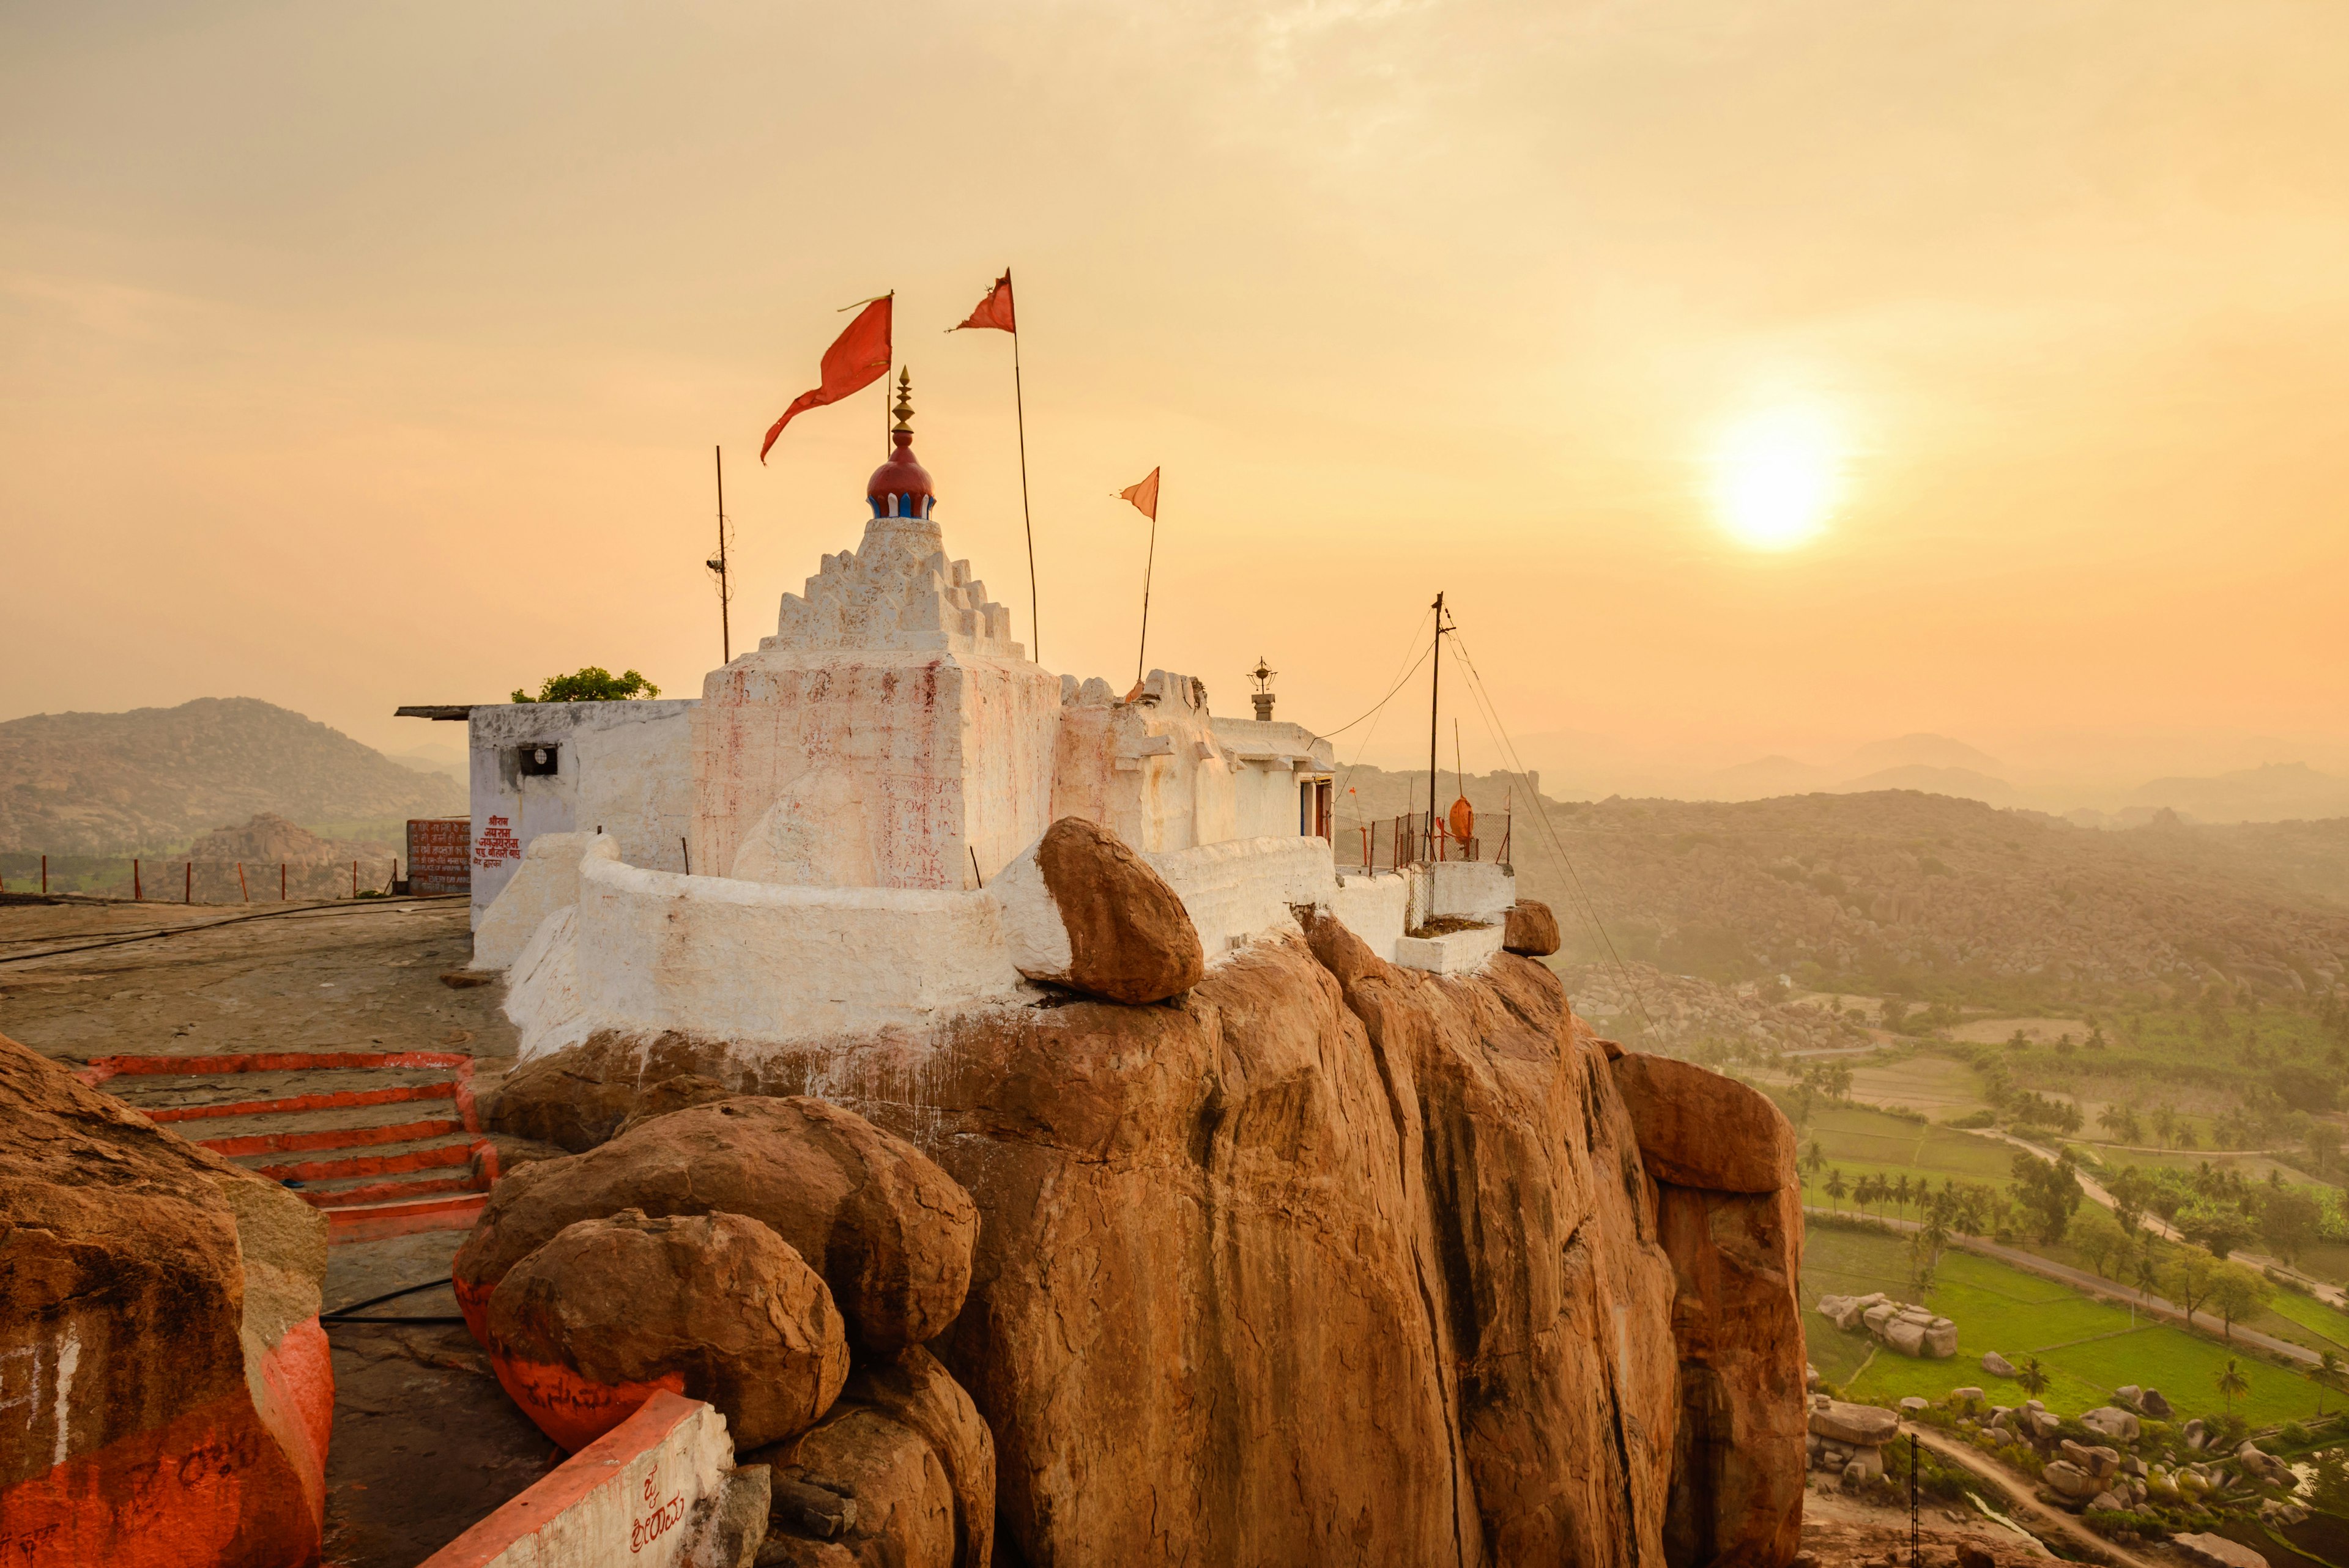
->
[281,862,286,900]
[134,859,142,901]
[351,860,357,898]
[237,862,248,903]
[42,854,48,895]
[185,862,192,903]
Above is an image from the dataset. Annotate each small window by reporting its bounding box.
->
[518,744,560,777]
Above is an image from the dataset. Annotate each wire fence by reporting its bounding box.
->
[0,852,405,904]
[1339,812,1510,874]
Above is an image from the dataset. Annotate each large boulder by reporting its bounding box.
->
[2080,1405,2140,1443]
[2140,1386,2175,1419]
[990,816,1204,1004]
[1882,1320,1928,1357]
[1981,1351,2017,1378]
[1809,1400,1899,1447]
[2041,1459,2099,1504]
[484,1209,849,1452]
[456,1096,976,1355]
[1923,1318,1959,1358]
[0,1032,332,1567]
[2172,1532,2269,1568]
[480,922,1701,1566]
[747,1346,994,1568]
[1502,900,1561,956]
[1611,1052,1798,1193]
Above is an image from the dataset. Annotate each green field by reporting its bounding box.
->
[1801,1224,2332,1427]
[1795,1104,2018,1205]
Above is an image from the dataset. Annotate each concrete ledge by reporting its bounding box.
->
[420,1391,730,1567]
[1393,923,1506,975]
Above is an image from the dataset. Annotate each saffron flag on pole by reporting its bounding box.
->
[1119,467,1160,521]
[760,294,893,463]
[951,272,1015,333]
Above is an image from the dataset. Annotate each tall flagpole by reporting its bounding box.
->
[1009,270,1039,662]
[1136,488,1159,689]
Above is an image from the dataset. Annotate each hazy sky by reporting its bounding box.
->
[5,1,2345,788]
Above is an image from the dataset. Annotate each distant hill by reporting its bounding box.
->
[1832,763,2018,807]
[1332,764,2349,1004]
[0,698,465,854]
[2127,761,2349,824]
[1841,733,2007,774]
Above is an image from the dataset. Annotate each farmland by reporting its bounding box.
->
[1800,1225,2333,1428]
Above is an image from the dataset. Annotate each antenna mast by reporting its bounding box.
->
[1428,591,1445,862]
[708,445,733,664]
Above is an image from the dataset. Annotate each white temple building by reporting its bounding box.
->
[459,382,1516,1057]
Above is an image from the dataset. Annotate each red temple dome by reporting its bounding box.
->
[867,368,935,520]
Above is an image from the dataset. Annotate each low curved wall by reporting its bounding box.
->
[575,854,1025,1046]
[1147,836,1337,960]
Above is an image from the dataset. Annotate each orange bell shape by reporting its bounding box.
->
[1448,796,1475,843]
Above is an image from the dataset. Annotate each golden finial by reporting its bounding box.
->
[891,367,914,434]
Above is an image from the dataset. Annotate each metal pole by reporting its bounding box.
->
[1009,278,1039,663]
[1135,490,1159,689]
[1427,591,1444,864]
[714,445,731,664]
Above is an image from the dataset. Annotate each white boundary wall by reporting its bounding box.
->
[574,849,1025,1046]
[1329,871,1411,963]
[1149,837,1337,959]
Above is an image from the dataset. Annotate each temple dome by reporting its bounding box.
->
[867,368,934,519]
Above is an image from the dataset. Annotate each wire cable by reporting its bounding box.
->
[1446,627,1661,1041]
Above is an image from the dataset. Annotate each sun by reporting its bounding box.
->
[1708,407,1845,551]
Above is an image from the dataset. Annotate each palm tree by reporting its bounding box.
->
[1803,1141,1826,1196]
[1894,1174,1915,1221]
[2217,1358,2249,1413]
[2018,1357,2050,1398]
[1825,1169,1848,1215]
[2134,1249,2160,1301]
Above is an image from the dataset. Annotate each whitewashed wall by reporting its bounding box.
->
[467,700,696,926]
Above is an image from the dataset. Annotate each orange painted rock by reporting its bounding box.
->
[484,1209,848,1453]
[0,1032,332,1568]
[1502,899,1561,956]
[457,1096,974,1355]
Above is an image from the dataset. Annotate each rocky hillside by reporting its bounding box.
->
[0,698,462,854]
[1335,767,2349,1004]
[488,915,1808,1566]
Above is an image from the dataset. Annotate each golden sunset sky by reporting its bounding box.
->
[5,2,2345,796]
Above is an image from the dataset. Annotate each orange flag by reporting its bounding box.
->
[951,271,1015,333]
[1119,467,1160,522]
[760,294,893,463]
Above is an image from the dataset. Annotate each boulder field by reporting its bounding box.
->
[486,908,1807,1567]
[0,1032,332,1568]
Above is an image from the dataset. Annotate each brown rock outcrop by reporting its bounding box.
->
[993,815,1205,1003]
[1611,1051,1798,1194]
[497,917,1736,1566]
[1614,1052,1805,1568]
[1504,899,1562,956]
[456,1096,975,1355]
[484,1209,849,1452]
[0,1030,333,1568]
[747,1346,994,1568]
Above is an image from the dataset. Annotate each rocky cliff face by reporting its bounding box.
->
[492,915,1806,1567]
